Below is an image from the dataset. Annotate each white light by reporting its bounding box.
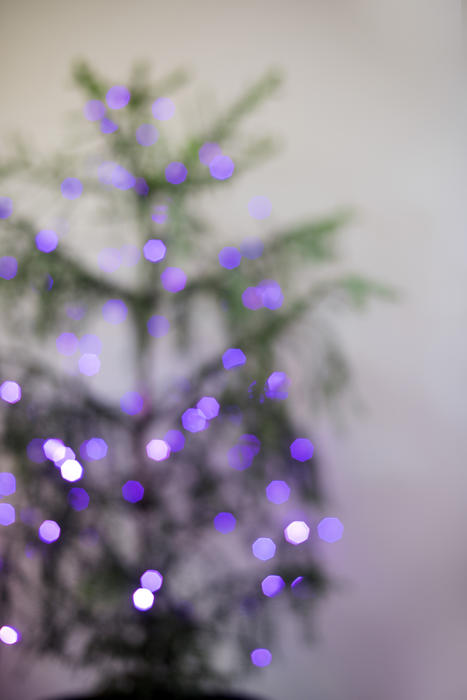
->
[284,520,310,545]
[60,459,83,482]
[146,439,171,462]
[132,587,154,611]
[0,626,19,645]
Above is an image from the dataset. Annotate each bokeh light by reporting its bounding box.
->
[317,516,344,543]
[214,512,236,534]
[146,439,171,462]
[181,408,207,433]
[198,142,222,165]
[0,197,13,219]
[218,246,241,270]
[265,371,290,400]
[248,196,272,220]
[151,97,175,121]
[143,239,166,263]
[284,520,310,545]
[35,229,58,253]
[151,205,168,224]
[0,473,16,497]
[84,99,106,121]
[120,391,144,415]
[0,504,15,527]
[60,459,83,482]
[61,178,82,200]
[261,575,285,597]
[251,648,272,667]
[43,438,65,462]
[196,396,220,420]
[132,587,154,611]
[134,177,149,196]
[97,247,122,273]
[122,481,144,503]
[68,487,90,511]
[242,287,263,310]
[100,117,118,134]
[0,256,18,280]
[161,267,186,293]
[136,124,159,146]
[291,576,304,589]
[290,438,314,462]
[106,85,130,109]
[38,520,60,543]
[147,315,170,338]
[102,299,128,324]
[265,480,290,505]
[111,166,135,190]
[222,348,246,370]
[209,155,234,180]
[164,429,185,453]
[56,332,78,356]
[140,569,163,592]
[0,381,21,404]
[228,434,260,471]
[78,353,100,376]
[0,626,20,645]
[165,162,187,185]
[82,438,108,461]
[258,279,283,310]
[252,537,276,561]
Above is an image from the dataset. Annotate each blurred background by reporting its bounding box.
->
[0,1,465,699]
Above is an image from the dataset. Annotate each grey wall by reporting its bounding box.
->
[0,2,465,699]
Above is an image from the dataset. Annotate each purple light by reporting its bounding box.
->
[0,626,20,645]
[140,569,163,592]
[106,85,130,110]
[214,512,236,534]
[164,429,185,453]
[100,117,118,134]
[248,196,272,220]
[265,371,290,400]
[136,124,159,146]
[38,519,60,543]
[146,439,171,462]
[258,279,283,310]
[102,299,128,324]
[196,396,220,420]
[161,267,186,293]
[0,504,15,526]
[55,447,75,467]
[79,334,102,355]
[151,97,175,121]
[134,177,149,196]
[61,178,82,200]
[284,520,310,545]
[143,239,166,263]
[84,100,106,121]
[120,391,144,415]
[147,315,170,338]
[218,246,241,270]
[66,304,86,320]
[78,353,100,376]
[0,256,18,280]
[132,587,154,611]
[98,247,122,273]
[242,287,263,310]
[151,205,168,224]
[27,439,46,464]
[252,537,276,561]
[111,166,135,190]
[261,575,285,597]
[317,517,344,543]
[85,438,108,460]
[0,381,21,404]
[227,443,254,471]
[265,480,290,505]
[222,348,246,370]
[165,162,187,185]
[291,576,304,589]
[60,459,83,482]
[35,229,58,253]
[290,438,314,462]
[120,244,141,266]
[122,480,144,503]
[209,155,234,180]
[199,142,222,165]
[181,408,207,433]
[56,332,78,356]
[0,197,13,219]
[0,473,16,497]
[240,237,264,260]
[68,487,90,511]
[251,648,272,667]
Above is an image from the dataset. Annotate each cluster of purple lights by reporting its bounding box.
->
[242,279,283,311]
[197,141,235,180]
[55,332,102,377]
[228,434,261,471]
[132,567,164,611]
[181,396,219,433]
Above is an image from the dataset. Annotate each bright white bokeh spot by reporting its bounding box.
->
[132,587,154,611]
[284,520,310,545]
[60,459,83,482]
[0,626,19,645]
[146,439,171,462]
